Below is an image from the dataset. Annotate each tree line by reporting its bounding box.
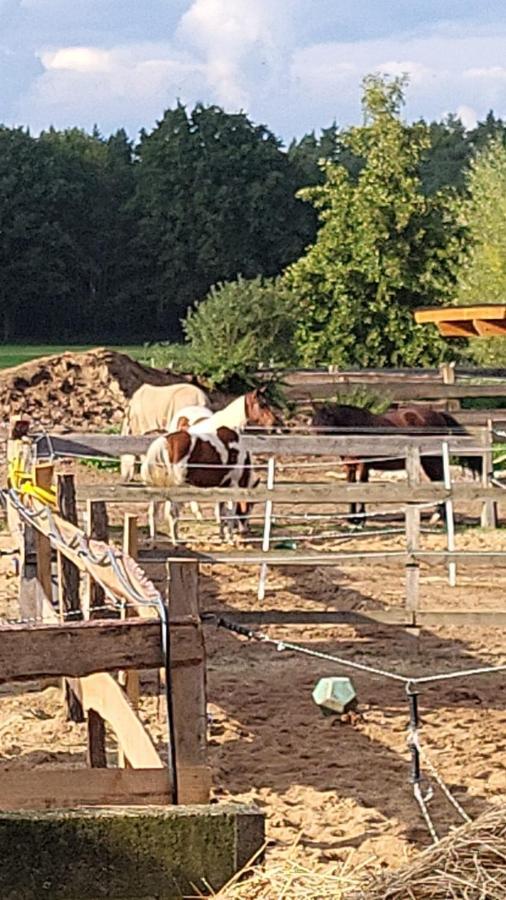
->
[2,87,505,349]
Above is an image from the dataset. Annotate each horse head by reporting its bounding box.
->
[244,387,281,429]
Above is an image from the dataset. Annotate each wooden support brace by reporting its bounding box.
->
[167,560,210,804]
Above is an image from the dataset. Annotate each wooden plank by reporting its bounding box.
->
[79,672,164,769]
[56,472,83,722]
[0,618,171,683]
[0,768,171,811]
[438,321,481,338]
[203,608,506,627]
[474,319,506,336]
[77,481,506,506]
[415,305,506,323]
[141,548,506,567]
[415,610,506,627]
[33,464,54,604]
[84,499,109,619]
[87,710,107,769]
[41,432,483,460]
[284,381,506,401]
[167,561,209,804]
[203,609,414,625]
[118,513,140,768]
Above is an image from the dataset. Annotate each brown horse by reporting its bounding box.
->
[311,404,481,525]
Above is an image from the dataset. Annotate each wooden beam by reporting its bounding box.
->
[79,672,164,769]
[474,319,506,336]
[118,513,140,768]
[87,710,107,769]
[0,618,169,683]
[438,321,480,337]
[57,472,83,723]
[203,608,506,627]
[415,305,506,323]
[167,561,209,804]
[141,548,506,567]
[203,608,414,626]
[77,481,506,506]
[0,768,171,811]
[84,500,109,619]
[38,430,492,460]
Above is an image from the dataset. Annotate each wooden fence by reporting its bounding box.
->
[29,428,503,629]
[1,439,209,810]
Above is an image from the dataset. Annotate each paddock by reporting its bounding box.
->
[1,400,506,879]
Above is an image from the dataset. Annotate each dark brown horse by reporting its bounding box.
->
[311,404,481,525]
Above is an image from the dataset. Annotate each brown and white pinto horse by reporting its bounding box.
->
[142,388,279,543]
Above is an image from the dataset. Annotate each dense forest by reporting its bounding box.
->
[2,94,505,346]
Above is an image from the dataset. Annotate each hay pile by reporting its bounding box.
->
[216,804,506,899]
[353,803,506,899]
[0,348,192,430]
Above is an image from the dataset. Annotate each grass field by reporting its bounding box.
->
[0,344,146,369]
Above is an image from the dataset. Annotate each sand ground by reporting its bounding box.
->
[1,459,506,875]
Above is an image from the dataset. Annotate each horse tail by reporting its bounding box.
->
[438,411,482,479]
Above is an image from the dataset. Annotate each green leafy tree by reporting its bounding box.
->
[455,140,506,364]
[0,127,70,341]
[284,75,464,367]
[134,103,314,336]
[179,275,297,387]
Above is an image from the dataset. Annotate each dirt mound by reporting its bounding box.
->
[0,347,195,431]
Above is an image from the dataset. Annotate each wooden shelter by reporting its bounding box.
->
[414,305,506,337]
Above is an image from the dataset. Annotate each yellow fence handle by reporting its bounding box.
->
[8,457,57,508]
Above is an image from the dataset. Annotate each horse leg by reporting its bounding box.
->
[189,500,203,521]
[148,500,158,542]
[120,454,136,482]
[422,457,445,525]
[164,500,180,545]
[346,463,365,527]
[355,463,368,525]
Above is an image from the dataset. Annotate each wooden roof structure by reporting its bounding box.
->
[414,305,506,337]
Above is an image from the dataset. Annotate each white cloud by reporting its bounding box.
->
[456,104,477,129]
[41,47,112,74]
[176,0,292,108]
[464,65,506,81]
[18,42,207,133]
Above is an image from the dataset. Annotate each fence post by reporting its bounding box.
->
[166,559,209,804]
[6,417,32,545]
[439,361,458,412]
[82,499,109,768]
[258,455,276,602]
[83,499,109,619]
[56,471,84,722]
[33,464,54,607]
[118,513,140,768]
[481,419,498,529]
[442,442,457,587]
[404,445,421,619]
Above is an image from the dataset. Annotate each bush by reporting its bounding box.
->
[180,276,298,388]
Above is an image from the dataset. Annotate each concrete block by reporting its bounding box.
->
[0,803,265,899]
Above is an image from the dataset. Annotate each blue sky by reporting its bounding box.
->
[2,0,506,143]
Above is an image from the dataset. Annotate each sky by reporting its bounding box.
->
[2,0,506,144]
